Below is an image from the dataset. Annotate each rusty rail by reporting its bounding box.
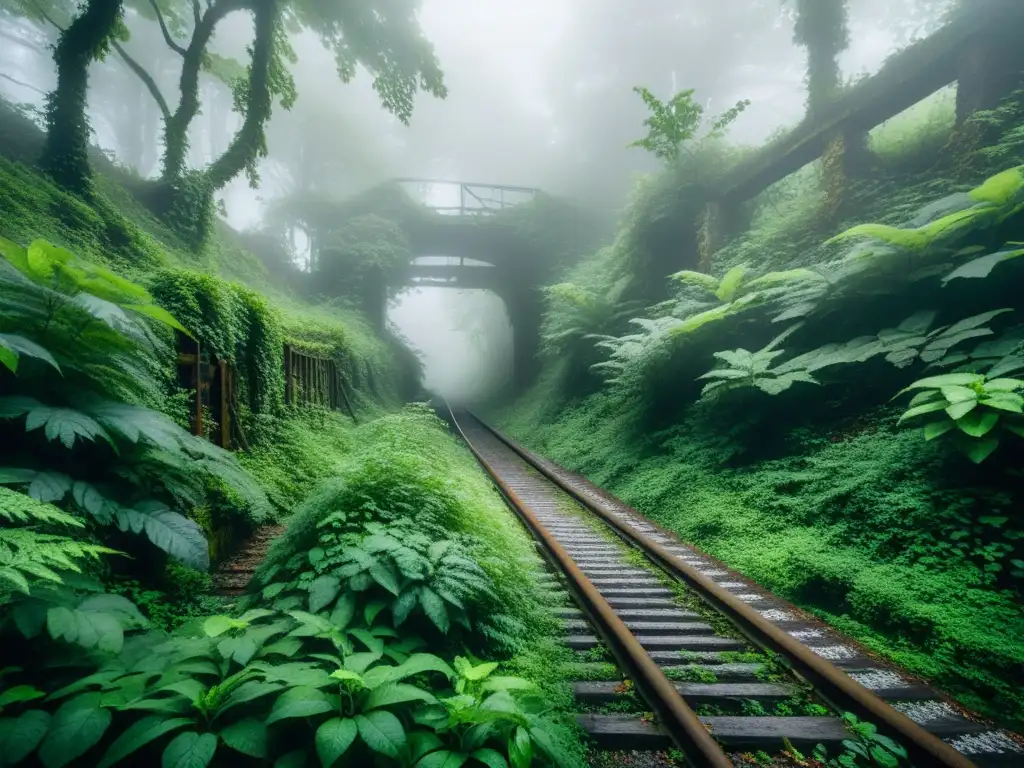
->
[445,402,733,767]
[469,412,977,768]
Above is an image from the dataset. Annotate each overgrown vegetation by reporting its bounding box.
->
[497,87,1024,730]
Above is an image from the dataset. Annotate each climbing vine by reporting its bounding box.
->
[789,0,850,114]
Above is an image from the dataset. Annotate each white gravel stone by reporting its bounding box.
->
[699,569,729,577]
[892,701,958,724]
[717,581,747,588]
[788,629,825,641]
[733,593,764,602]
[759,609,795,622]
[811,645,857,660]
[848,670,911,690]
[947,731,1024,754]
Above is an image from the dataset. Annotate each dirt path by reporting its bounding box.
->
[212,525,286,597]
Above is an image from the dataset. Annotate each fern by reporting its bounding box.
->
[699,325,819,398]
[0,488,116,596]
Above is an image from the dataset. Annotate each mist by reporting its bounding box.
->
[0,0,957,402]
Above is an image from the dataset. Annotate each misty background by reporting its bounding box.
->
[0,0,954,400]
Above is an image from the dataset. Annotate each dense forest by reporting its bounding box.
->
[0,0,1022,766]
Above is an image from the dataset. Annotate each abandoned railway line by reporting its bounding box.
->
[446,406,1024,767]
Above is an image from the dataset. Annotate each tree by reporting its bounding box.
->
[6,0,446,244]
[25,0,125,192]
[788,0,850,115]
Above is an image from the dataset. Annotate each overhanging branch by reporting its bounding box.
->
[147,0,187,56]
[110,40,171,121]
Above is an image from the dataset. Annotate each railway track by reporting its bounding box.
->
[445,405,1024,768]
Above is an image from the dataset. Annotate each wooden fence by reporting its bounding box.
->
[284,344,357,420]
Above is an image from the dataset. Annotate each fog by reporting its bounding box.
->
[0,0,956,400]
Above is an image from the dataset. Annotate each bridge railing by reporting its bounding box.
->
[392,179,538,215]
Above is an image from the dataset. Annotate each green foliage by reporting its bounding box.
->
[698,325,819,398]
[628,86,749,163]
[316,215,411,307]
[148,268,285,419]
[896,372,1024,463]
[812,713,909,768]
[0,237,271,569]
[254,406,556,655]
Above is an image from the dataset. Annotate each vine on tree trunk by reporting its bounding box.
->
[40,0,125,194]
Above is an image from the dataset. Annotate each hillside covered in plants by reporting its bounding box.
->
[493,15,1024,737]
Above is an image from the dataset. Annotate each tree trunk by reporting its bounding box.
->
[40,0,124,193]
[205,0,279,191]
[161,0,245,183]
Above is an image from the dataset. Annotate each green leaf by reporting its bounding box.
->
[124,304,192,337]
[24,406,112,450]
[419,587,449,633]
[383,654,454,684]
[923,420,956,441]
[897,400,948,424]
[897,373,984,396]
[481,677,535,693]
[220,681,284,714]
[308,575,341,613]
[28,471,72,503]
[463,662,499,682]
[330,591,357,629]
[350,628,384,656]
[946,400,978,420]
[508,726,532,768]
[220,718,267,759]
[369,560,401,596]
[97,716,193,768]
[0,685,43,708]
[416,751,468,768]
[161,732,217,768]
[38,694,112,768]
[0,710,50,768]
[964,435,1000,464]
[123,503,210,571]
[355,711,406,758]
[981,393,1024,413]
[943,248,1024,283]
[315,718,357,767]
[471,748,509,768]
[364,683,438,710]
[409,731,445,762]
[0,334,60,374]
[528,726,573,768]
[940,386,977,404]
[956,410,1000,437]
[364,599,388,626]
[203,615,244,638]
[265,686,333,724]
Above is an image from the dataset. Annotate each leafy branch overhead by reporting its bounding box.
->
[629,86,750,163]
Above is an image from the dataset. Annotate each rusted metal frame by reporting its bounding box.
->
[473,415,977,768]
[445,405,733,768]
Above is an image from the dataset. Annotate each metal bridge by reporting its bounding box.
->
[392,178,538,216]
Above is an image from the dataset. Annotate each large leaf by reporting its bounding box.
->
[379,654,454,685]
[46,606,124,653]
[24,406,113,450]
[355,711,406,759]
[124,304,193,337]
[315,718,357,767]
[957,410,1000,438]
[471,748,509,768]
[308,575,341,613]
[943,247,1024,283]
[161,732,217,768]
[418,587,449,633]
[220,718,267,759]
[28,471,72,503]
[265,686,333,724]
[0,334,60,374]
[416,751,468,768]
[97,716,193,768]
[118,503,210,570]
[964,434,1000,464]
[38,694,112,768]
[0,710,50,768]
[364,683,438,710]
